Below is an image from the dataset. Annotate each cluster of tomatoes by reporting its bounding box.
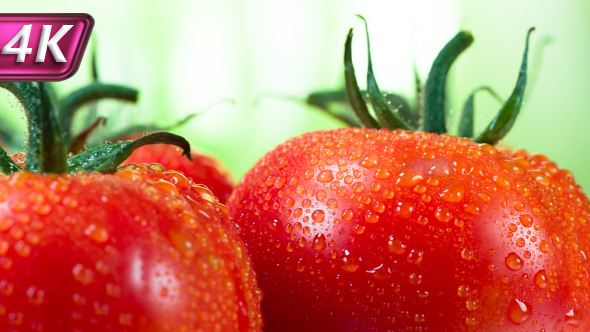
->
[0,21,589,332]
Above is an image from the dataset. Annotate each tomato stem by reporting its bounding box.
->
[475,28,534,145]
[0,82,67,173]
[344,29,381,129]
[458,86,503,138]
[38,82,68,173]
[58,83,139,144]
[357,15,412,130]
[423,31,473,134]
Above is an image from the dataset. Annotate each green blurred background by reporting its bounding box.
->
[1,0,589,192]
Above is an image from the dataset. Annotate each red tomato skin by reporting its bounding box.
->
[0,165,262,331]
[123,144,234,204]
[227,127,590,331]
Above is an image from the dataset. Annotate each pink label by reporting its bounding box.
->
[0,14,94,81]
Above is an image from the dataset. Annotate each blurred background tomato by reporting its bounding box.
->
[1,0,588,191]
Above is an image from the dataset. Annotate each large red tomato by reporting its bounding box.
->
[0,82,262,331]
[226,24,590,331]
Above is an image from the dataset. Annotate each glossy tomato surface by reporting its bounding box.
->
[0,164,261,332]
[227,127,590,331]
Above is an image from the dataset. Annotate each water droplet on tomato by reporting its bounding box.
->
[311,234,326,251]
[387,236,406,255]
[167,229,196,258]
[353,224,365,234]
[534,270,549,289]
[341,256,359,273]
[84,224,110,243]
[360,153,379,169]
[26,286,45,305]
[72,264,95,285]
[435,206,452,223]
[507,299,533,324]
[374,168,391,180]
[441,185,464,203]
[505,252,524,271]
[407,249,424,266]
[316,171,334,183]
[396,172,423,187]
[551,234,562,249]
[461,248,474,261]
[565,308,582,327]
[342,209,354,222]
[409,273,423,285]
[519,214,533,228]
[395,201,415,219]
[311,210,325,223]
[457,285,470,297]
[539,240,550,253]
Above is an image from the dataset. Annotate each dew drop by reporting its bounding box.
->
[387,236,406,255]
[359,153,379,169]
[365,210,379,224]
[461,248,474,261]
[396,172,423,188]
[374,168,391,180]
[311,210,325,223]
[434,206,452,223]
[316,171,334,183]
[505,252,524,271]
[168,229,196,258]
[407,249,424,266]
[551,234,562,249]
[311,234,327,251]
[84,224,110,243]
[516,238,525,247]
[519,215,533,228]
[342,209,354,222]
[539,240,550,253]
[507,299,533,324]
[409,273,423,285]
[341,255,359,273]
[440,185,464,203]
[26,286,45,305]
[565,308,582,327]
[296,258,306,272]
[457,285,470,297]
[534,270,549,289]
[395,201,415,219]
[72,264,95,285]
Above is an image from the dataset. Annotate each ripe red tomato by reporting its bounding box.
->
[0,81,262,331]
[226,23,590,331]
[123,144,234,204]
[0,164,262,332]
[227,128,590,331]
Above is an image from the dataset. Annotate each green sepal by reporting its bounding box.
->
[357,15,412,130]
[458,86,503,138]
[344,28,380,129]
[0,147,22,175]
[475,28,534,145]
[423,31,474,134]
[67,132,193,174]
[59,83,139,143]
